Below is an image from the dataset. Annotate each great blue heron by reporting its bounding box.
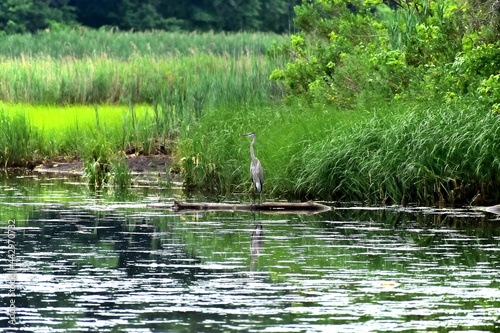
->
[241,132,264,195]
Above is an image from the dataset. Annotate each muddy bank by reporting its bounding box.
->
[33,154,173,176]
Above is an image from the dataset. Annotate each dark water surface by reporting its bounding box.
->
[1,172,500,332]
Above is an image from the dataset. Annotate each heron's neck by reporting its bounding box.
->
[249,138,256,160]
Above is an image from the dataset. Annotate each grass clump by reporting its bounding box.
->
[0,108,37,167]
[109,155,132,190]
[84,150,131,189]
[295,101,500,205]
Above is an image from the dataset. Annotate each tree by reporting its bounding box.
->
[270,0,470,106]
[188,0,262,31]
[68,0,122,28]
[2,0,298,34]
[0,0,75,34]
[69,0,298,32]
[259,0,297,33]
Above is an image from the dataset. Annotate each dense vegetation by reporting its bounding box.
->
[0,0,299,34]
[0,30,286,105]
[0,31,284,190]
[180,0,500,205]
[1,0,500,205]
[0,29,284,59]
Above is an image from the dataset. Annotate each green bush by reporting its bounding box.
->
[270,0,472,106]
[478,74,500,113]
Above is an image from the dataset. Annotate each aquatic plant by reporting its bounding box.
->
[0,53,284,107]
[178,102,356,197]
[295,101,500,205]
[110,154,132,190]
[83,136,113,187]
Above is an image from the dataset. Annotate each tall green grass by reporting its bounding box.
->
[180,99,500,205]
[179,101,371,196]
[0,53,284,105]
[0,109,36,167]
[0,29,287,106]
[296,102,500,204]
[0,29,287,59]
[4,30,497,205]
[0,30,288,190]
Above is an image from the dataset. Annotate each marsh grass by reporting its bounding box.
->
[0,29,287,59]
[179,101,368,196]
[0,30,287,189]
[110,154,132,190]
[0,103,180,174]
[0,30,288,190]
[0,108,35,167]
[85,151,131,189]
[298,102,500,204]
[181,99,500,205]
[0,53,284,105]
[4,30,497,204]
[293,104,468,203]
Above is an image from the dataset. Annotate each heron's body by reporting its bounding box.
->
[250,157,264,193]
[241,132,264,194]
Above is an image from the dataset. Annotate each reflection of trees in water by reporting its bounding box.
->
[22,208,206,286]
[298,208,500,272]
[13,207,213,328]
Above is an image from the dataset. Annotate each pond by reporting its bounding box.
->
[1,171,500,332]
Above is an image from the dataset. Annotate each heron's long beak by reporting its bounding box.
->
[240,133,250,137]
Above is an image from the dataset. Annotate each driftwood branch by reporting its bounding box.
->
[485,204,500,215]
[171,200,330,214]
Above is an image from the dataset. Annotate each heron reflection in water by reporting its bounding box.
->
[241,132,264,203]
[250,223,263,271]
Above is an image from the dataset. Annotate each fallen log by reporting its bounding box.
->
[485,204,500,215]
[172,200,330,214]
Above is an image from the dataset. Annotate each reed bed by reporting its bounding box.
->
[295,102,500,204]
[179,101,369,196]
[0,29,287,59]
[0,53,284,105]
[0,30,287,189]
[3,30,497,204]
[180,99,500,205]
[0,109,35,167]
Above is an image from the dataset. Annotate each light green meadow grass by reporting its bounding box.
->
[0,103,162,161]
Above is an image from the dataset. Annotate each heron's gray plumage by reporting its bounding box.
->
[241,132,264,194]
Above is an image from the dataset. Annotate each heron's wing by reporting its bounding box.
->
[257,159,264,186]
[251,158,264,193]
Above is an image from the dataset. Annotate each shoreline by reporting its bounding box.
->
[22,154,175,183]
